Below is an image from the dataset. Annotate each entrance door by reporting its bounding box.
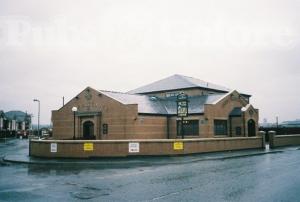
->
[248,119,256,137]
[83,121,94,139]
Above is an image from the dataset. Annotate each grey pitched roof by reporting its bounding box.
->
[100,90,225,115]
[128,74,231,94]
[99,90,168,114]
[162,94,225,114]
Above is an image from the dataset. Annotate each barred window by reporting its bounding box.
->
[236,127,242,136]
[177,120,199,136]
[214,120,228,136]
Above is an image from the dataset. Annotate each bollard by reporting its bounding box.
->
[269,131,276,149]
[258,131,266,149]
[29,139,31,156]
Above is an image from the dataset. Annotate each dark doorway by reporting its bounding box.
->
[248,119,256,137]
[83,121,95,139]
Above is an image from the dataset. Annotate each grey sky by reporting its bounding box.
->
[0,0,299,124]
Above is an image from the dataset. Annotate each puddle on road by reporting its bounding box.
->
[70,186,111,200]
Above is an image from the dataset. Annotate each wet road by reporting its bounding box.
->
[1,139,300,202]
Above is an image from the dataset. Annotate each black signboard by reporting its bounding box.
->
[177,93,189,139]
[177,93,189,117]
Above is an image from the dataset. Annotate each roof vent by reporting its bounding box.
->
[150,96,157,101]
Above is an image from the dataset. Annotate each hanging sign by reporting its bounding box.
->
[129,142,140,153]
[50,143,57,153]
[84,143,94,151]
[177,93,189,117]
[173,141,184,150]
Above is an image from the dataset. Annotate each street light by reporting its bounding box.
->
[33,99,40,137]
[72,107,78,140]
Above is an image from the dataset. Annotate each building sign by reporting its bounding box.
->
[177,93,189,139]
[129,142,140,153]
[50,143,57,153]
[166,91,180,97]
[177,93,189,117]
[173,141,184,150]
[84,143,94,151]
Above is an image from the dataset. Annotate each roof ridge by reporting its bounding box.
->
[99,89,149,98]
[127,74,238,94]
[179,74,228,90]
[99,90,138,95]
[176,74,205,87]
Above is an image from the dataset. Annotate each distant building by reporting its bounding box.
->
[0,110,32,132]
[259,118,276,128]
[280,120,300,128]
[52,74,259,140]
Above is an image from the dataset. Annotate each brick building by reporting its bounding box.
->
[52,74,259,140]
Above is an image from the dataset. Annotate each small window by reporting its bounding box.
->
[214,120,228,136]
[177,120,199,136]
[236,127,242,136]
[102,124,108,135]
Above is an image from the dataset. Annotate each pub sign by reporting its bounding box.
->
[177,93,189,117]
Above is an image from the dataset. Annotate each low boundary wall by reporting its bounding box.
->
[269,132,300,148]
[30,136,264,158]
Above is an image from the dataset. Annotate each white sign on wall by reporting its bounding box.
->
[50,143,57,153]
[129,142,140,153]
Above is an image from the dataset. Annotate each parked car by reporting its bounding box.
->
[16,130,29,139]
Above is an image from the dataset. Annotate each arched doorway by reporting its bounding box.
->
[248,119,256,137]
[83,121,94,139]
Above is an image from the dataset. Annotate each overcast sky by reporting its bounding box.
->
[0,0,299,124]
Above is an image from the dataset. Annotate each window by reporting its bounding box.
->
[166,92,180,97]
[177,120,199,136]
[214,120,228,136]
[236,127,242,136]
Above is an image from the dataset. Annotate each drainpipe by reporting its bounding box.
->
[167,115,170,139]
[243,112,246,136]
[229,116,232,137]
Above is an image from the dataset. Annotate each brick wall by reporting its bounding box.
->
[29,137,263,158]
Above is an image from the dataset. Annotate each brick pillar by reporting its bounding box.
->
[258,131,266,148]
[269,131,276,149]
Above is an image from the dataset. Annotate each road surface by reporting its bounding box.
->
[1,138,300,201]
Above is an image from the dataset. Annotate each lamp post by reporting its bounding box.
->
[72,107,78,140]
[33,99,40,137]
[0,116,3,137]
